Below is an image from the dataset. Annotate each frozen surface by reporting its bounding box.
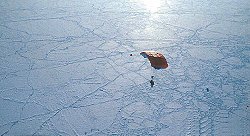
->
[0,0,249,135]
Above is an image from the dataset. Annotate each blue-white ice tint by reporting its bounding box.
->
[0,0,249,135]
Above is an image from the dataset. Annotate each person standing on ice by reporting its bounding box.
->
[150,76,154,87]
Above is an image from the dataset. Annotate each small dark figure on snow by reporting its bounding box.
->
[206,88,209,92]
[150,76,154,87]
[150,80,154,87]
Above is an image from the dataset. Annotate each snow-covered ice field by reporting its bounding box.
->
[0,0,249,135]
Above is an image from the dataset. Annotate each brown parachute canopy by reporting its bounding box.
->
[140,51,168,69]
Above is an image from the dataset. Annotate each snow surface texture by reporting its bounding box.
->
[0,0,249,135]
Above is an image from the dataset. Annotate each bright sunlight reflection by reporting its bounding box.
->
[138,0,163,13]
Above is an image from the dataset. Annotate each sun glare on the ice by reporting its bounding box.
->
[139,0,163,13]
